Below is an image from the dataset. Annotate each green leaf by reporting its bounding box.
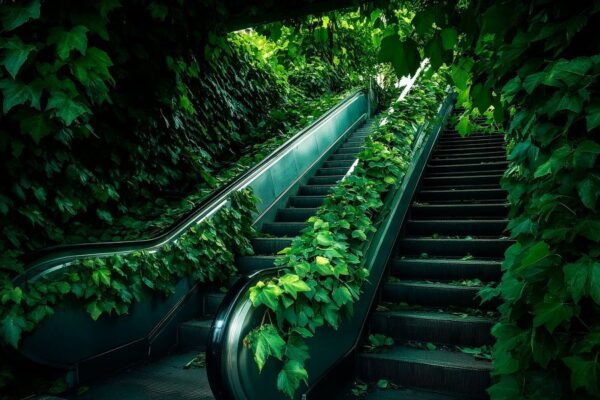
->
[248,324,286,372]
[523,72,545,94]
[591,261,600,306]
[351,229,367,240]
[376,379,389,389]
[19,113,51,143]
[0,36,36,79]
[424,36,444,70]
[533,294,574,332]
[46,91,91,125]
[378,34,420,77]
[47,26,89,60]
[1,313,27,347]
[563,356,599,394]
[316,232,334,247]
[276,360,308,398]
[1,0,41,31]
[249,281,283,310]
[440,28,458,50]
[487,376,522,400]
[278,274,311,299]
[0,79,41,113]
[586,103,600,131]
[564,258,591,303]
[573,140,600,170]
[86,301,102,320]
[332,286,352,306]
[451,66,470,90]
[578,177,598,209]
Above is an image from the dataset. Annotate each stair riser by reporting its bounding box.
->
[237,256,277,274]
[422,175,501,186]
[343,140,365,147]
[276,208,318,222]
[323,160,355,168]
[391,259,502,281]
[427,163,508,174]
[382,284,482,308]
[429,156,506,165]
[309,175,343,185]
[411,205,508,219]
[299,185,333,195]
[398,239,512,258]
[405,220,507,236]
[336,147,362,155]
[417,189,506,202]
[261,223,307,237]
[371,314,494,347]
[433,148,506,156]
[251,238,293,254]
[178,322,211,351]
[357,356,491,397]
[315,167,349,176]
[425,169,506,178]
[204,293,225,315]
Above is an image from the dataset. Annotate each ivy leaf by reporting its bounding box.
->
[0,79,41,113]
[332,286,352,306]
[533,294,574,332]
[248,324,286,372]
[591,261,600,306]
[316,232,334,247]
[487,376,522,400]
[0,36,36,79]
[278,274,311,299]
[47,26,89,60]
[86,301,103,320]
[378,34,420,77]
[563,257,592,303]
[586,102,600,131]
[440,28,458,50]
[46,91,91,125]
[563,356,599,394]
[1,0,41,31]
[424,36,444,70]
[577,177,598,210]
[276,360,308,398]
[19,113,52,143]
[523,72,545,94]
[249,281,283,310]
[573,140,600,170]
[0,313,27,347]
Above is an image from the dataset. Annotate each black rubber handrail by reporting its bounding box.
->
[16,89,365,280]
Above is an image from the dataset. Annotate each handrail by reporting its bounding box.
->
[15,88,366,284]
[206,90,456,400]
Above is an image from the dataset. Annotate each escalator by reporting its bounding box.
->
[7,88,376,399]
[345,114,511,399]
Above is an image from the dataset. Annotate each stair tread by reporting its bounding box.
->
[385,281,484,290]
[180,318,213,328]
[359,345,492,371]
[373,310,495,324]
[362,388,470,400]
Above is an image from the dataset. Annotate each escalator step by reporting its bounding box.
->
[436,141,505,151]
[421,174,502,186]
[424,169,505,178]
[299,185,335,195]
[357,346,492,397]
[405,219,508,236]
[342,140,365,147]
[433,147,506,156]
[315,167,349,176]
[276,208,318,222]
[382,281,484,308]
[390,258,502,281]
[431,151,506,160]
[251,237,293,254]
[288,196,326,208]
[371,311,494,347]
[178,319,212,350]
[361,388,467,400]
[237,255,277,273]
[410,204,508,219]
[398,238,513,258]
[323,159,355,167]
[417,188,506,202]
[309,175,344,185]
[336,147,362,155]
[204,292,225,315]
[261,222,308,237]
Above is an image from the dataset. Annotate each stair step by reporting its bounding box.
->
[204,292,225,315]
[436,141,505,151]
[427,162,508,174]
[288,196,326,208]
[371,310,495,346]
[361,388,469,400]
[433,146,505,155]
[357,345,491,397]
[398,238,513,258]
[417,188,506,202]
[261,222,308,237]
[422,174,502,186]
[315,167,349,176]
[276,207,318,222]
[323,159,354,167]
[343,140,365,147]
[309,175,344,185]
[425,169,505,178]
[336,147,362,155]
[299,185,334,196]
[178,319,212,350]
[251,237,293,254]
[405,219,508,236]
[237,255,277,273]
[391,258,502,281]
[382,282,483,308]
[429,155,506,165]
[411,204,508,219]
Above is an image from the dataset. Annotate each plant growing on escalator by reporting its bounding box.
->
[243,76,446,398]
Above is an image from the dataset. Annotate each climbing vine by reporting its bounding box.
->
[244,74,446,398]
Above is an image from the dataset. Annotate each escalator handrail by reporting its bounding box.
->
[16,88,366,282]
[206,89,456,400]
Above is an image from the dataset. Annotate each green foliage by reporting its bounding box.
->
[244,74,446,397]
[368,0,600,398]
[0,189,256,388]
